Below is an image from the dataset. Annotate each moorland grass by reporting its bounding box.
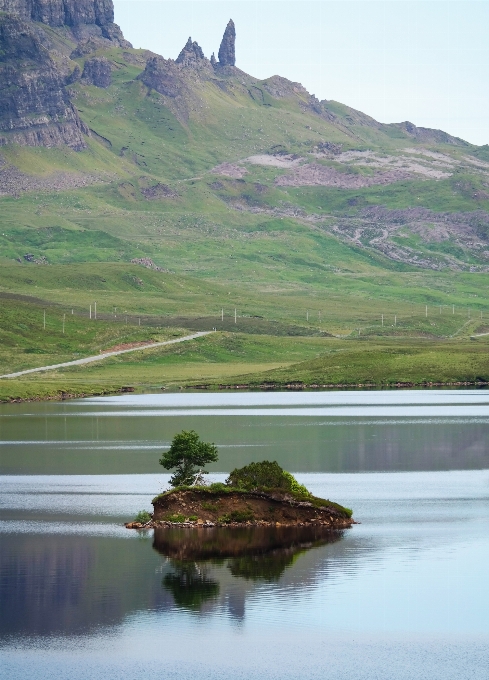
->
[213,337,489,388]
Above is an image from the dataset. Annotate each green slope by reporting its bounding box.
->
[2,33,488,278]
[2,24,489,392]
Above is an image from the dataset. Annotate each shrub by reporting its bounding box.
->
[218,509,255,524]
[134,510,152,524]
[208,482,228,493]
[166,513,187,523]
[226,460,311,496]
[283,471,311,497]
[202,502,219,512]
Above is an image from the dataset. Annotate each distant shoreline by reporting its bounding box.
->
[1,379,488,405]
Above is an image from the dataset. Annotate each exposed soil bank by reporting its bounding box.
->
[126,489,354,529]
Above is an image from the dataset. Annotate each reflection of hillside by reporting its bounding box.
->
[0,534,171,637]
[4,398,489,476]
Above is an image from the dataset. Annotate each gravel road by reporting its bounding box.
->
[0,331,213,379]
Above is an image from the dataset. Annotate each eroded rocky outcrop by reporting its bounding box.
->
[138,55,184,98]
[81,55,111,87]
[0,0,134,149]
[0,15,89,149]
[390,121,467,146]
[137,54,210,123]
[175,37,206,67]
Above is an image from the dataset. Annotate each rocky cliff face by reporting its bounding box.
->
[0,0,130,45]
[81,55,111,87]
[0,0,113,28]
[138,56,184,99]
[0,0,132,149]
[0,15,89,149]
[218,19,235,66]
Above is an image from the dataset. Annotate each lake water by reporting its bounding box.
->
[1,390,488,679]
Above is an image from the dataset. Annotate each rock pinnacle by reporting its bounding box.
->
[218,19,235,66]
[176,37,205,66]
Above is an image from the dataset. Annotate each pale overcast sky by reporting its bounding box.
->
[114,1,489,146]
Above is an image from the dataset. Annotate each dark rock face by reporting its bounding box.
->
[0,13,51,62]
[176,37,205,66]
[218,19,235,66]
[138,54,213,124]
[0,0,131,47]
[99,21,130,47]
[0,0,114,28]
[81,56,111,87]
[0,0,133,149]
[138,56,182,98]
[0,15,89,149]
[66,63,81,83]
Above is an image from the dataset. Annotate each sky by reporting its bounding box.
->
[113,1,489,145]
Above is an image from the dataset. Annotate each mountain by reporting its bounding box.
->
[2,0,489,286]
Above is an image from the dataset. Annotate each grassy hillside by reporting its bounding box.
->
[2,31,489,395]
[2,43,489,278]
[212,338,489,389]
[1,265,488,401]
[0,292,187,375]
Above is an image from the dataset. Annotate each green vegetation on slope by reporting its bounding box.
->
[3,38,489,396]
[215,337,489,388]
[0,292,183,376]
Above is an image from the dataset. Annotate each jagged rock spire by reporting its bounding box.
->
[176,37,205,66]
[218,19,235,66]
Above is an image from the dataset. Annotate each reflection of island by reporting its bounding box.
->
[0,527,360,637]
[153,525,344,561]
[154,525,344,611]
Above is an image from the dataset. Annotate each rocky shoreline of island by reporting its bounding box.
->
[125,488,354,530]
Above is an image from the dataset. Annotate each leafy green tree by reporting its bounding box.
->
[159,430,219,487]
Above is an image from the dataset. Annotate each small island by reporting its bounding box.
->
[126,431,354,530]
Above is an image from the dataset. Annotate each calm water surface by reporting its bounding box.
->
[1,390,488,679]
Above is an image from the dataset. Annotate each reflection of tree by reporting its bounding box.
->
[163,561,219,610]
[228,548,302,582]
[155,526,346,613]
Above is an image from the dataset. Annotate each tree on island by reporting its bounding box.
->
[226,460,311,496]
[160,430,218,487]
